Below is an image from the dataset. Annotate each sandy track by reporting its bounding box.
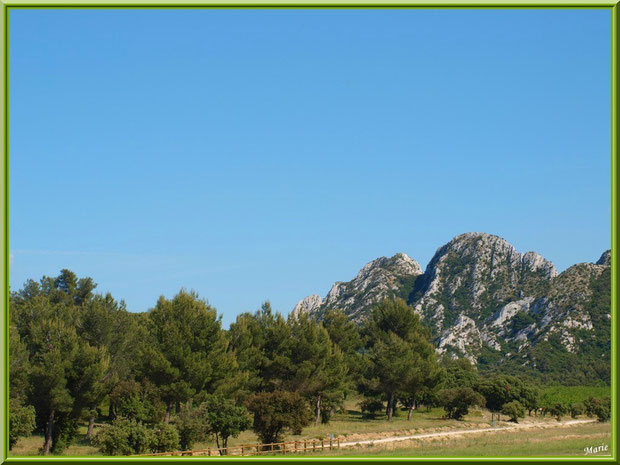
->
[338,419,597,448]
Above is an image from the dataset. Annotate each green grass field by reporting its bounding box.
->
[540,385,611,406]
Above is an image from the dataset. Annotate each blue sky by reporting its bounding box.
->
[9,9,611,327]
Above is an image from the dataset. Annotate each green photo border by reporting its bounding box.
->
[0,1,617,463]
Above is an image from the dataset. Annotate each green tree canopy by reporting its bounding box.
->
[362,298,436,421]
[246,390,311,445]
[139,290,234,422]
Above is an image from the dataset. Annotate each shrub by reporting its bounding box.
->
[9,399,35,450]
[584,396,611,422]
[172,404,208,451]
[591,397,610,422]
[548,403,568,422]
[50,414,79,454]
[439,388,485,420]
[151,423,180,453]
[94,418,157,455]
[501,401,525,423]
[94,419,140,455]
[569,403,584,418]
[246,391,311,445]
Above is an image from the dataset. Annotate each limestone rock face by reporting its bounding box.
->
[291,294,323,318]
[414,232,557,332]
[294,252,423,323]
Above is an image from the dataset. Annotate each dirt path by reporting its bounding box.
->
[338,419,597,448]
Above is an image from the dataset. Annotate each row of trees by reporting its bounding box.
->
[9,270,609,455]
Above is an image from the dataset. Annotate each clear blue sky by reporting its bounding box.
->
[9,9,611,327]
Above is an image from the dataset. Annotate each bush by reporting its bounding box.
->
[9,399,35,450]
[172,404,208,451]
[583,397,596,417]
[246,391,311,445]
[439,388,485,420]
[359,398,384,419]
[583,396,610,422]
[569,403,584,418]
[94,418,160,455]
[548,403,568,422]
[127,422,155,454]
[501,401,525,423]
[50,414,79,454]
[94,419,142,455]
[592,397,610,422]
[151,423,180,453]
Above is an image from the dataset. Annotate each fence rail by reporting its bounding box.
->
[135,437,341,457]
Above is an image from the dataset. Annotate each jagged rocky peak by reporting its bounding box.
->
[293,252,423,322]
[596,250,611,266]
[291,294,323,318]
[322,252,422,319]
[414,232,556,331]
[426,232,556,278]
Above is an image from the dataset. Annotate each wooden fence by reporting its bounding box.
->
[136,437,341,457]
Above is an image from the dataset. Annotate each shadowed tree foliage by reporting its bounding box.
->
[320,308,364,381]
[501,401,526,423]
[9,326,35,450]
[361,298,437,421]
[286,312,349,425]
[228,302,292,395]
[246,391,311,445]
[439,387,485,420]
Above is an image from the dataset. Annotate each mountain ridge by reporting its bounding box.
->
[292,232,611,384]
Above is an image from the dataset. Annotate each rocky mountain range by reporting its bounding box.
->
[293,232,611,384]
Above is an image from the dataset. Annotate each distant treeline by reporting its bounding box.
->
[9,270,611,455]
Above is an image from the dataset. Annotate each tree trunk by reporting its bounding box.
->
[108,399,115,421]
[87,411,95,439]
[164,401,173,424]
[42,410,55,455]
[387,393,394,422]
[407,398,415,421]
[216,434,223,455]
[315,395,321,426]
